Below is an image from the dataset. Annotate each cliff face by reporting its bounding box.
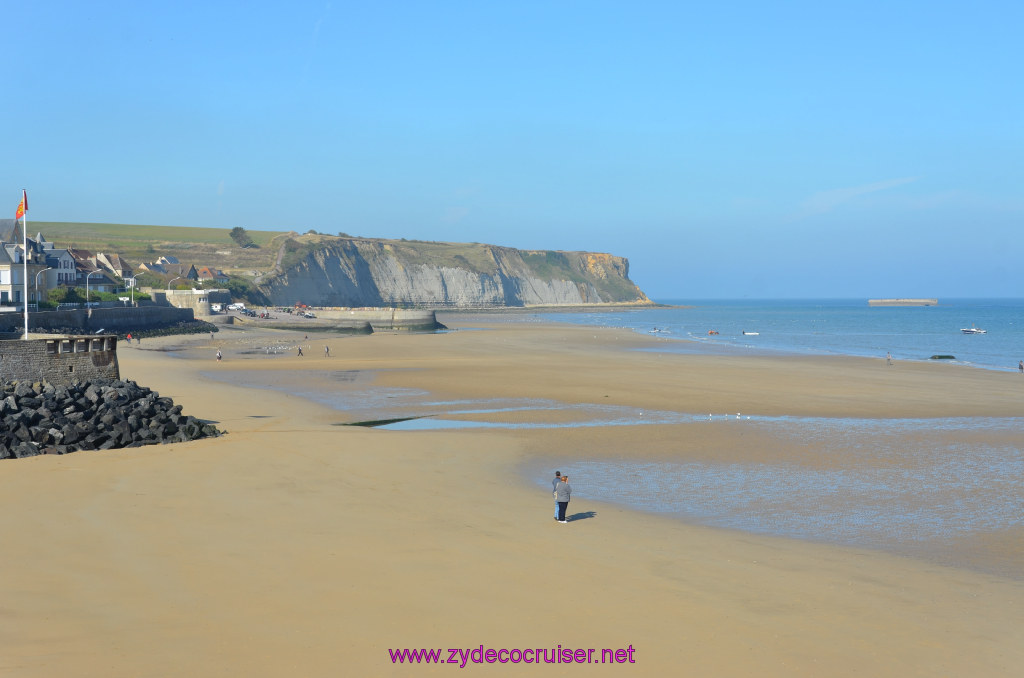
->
[255,237,651,308]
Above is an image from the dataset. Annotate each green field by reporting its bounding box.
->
[33,221,289,273]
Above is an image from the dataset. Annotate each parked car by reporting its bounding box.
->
[302,311,316,318]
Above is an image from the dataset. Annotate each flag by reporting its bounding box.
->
[14,190,27,220]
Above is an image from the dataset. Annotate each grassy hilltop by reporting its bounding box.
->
[33,222,531,276]
[35,221,288,273]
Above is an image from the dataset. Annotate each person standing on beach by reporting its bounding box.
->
[551,471,561,520]
[216,349,222,362]
[887,352,892,366]
[555,475,571,523]
[1019,360,1023,374]
[324,345,330,357]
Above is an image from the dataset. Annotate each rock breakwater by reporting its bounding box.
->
[1,379,222,459]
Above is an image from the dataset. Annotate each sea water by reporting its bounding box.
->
[201,299,1024,576]
[528,298,1024,372]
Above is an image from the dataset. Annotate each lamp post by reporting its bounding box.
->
[34,267,53,304]
[125,275,138,305]
[86,270,101,303]
[168,276,182,290]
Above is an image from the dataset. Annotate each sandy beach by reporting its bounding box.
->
[2,317,1022,676]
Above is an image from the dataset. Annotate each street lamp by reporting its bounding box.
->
[125,275,138,305]
[168,276,182,289]
[86,270,101,303]
[34,267,53,304]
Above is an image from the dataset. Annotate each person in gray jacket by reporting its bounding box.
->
[555,475,572,523]
[551,471,561,520]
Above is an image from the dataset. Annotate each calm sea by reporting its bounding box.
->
[527,298,1024,372]
[201,298,1024,576]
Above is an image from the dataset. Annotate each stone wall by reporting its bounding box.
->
[163,290,212,317]
[315,308,441,330]
[4,306,195,333]
[0,336,120,384]
[141,289,229,316]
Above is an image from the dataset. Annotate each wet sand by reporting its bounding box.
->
[1,318,1022,676]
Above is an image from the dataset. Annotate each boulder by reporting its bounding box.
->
[1,378,223,459]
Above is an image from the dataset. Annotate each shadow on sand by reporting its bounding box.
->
[567,511,597,522]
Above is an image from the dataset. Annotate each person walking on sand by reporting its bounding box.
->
[551,471,562,520]
[324,345,330,357]
[216,349,222,362]
[1019,360,1023,374]
[297,346,303,357]
[887,351,892,366]
[555,475,572,523]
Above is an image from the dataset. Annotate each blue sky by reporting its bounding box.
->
[4,1,1021,298]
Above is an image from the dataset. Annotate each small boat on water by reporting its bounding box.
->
[961,325,987,335]
[742,331,759,336]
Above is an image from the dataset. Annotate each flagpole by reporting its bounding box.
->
[22,194,29,340]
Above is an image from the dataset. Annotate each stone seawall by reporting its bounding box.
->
[314,308,442,331]
[0,336,120,383]
[0,307,196,334]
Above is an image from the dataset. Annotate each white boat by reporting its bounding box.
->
[742,331,759,336]
[961,326,987,334]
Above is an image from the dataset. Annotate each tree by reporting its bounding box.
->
[229,227,254,247]
[134,272,165,289]
[48,286,85,304]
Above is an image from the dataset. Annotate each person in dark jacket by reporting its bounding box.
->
[555,475,572,523]
[551,471,561,520]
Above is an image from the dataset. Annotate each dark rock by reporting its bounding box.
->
[2,395,19,414]
[2,377,223,458]
[12,441,41,458]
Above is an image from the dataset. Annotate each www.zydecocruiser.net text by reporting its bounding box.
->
[389,645,636,667]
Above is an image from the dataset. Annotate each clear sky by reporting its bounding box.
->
[4,1,1021,299]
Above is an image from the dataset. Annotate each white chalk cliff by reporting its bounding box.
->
[256,237,651,308]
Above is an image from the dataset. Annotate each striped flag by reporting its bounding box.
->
[14,189,27,220]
